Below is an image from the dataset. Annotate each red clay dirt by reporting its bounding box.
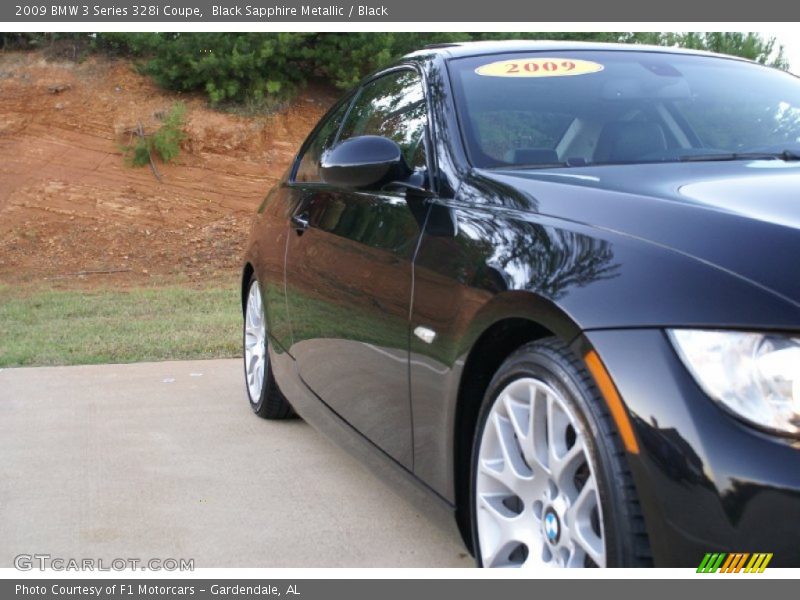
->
[0,51,335,288]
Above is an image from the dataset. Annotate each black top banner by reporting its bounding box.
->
[2,0,798,22]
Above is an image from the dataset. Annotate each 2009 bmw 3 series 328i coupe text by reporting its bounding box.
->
[240,41,800,568]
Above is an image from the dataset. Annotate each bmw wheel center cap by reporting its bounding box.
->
[544,508,561,544]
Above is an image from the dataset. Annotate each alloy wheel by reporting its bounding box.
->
[244,281,267,403]
[475,377,606,568]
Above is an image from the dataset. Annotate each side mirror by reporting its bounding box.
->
[320,135,411,189]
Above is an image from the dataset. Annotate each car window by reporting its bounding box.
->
[338,69,428,169]
[473,110,574,164]
[294,98,351,183]
[673,96,800,151]
[449,51,800,168]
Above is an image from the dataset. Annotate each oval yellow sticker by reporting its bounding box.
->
[475,58,604,78]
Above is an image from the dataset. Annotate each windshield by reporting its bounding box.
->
[447,50,800,168]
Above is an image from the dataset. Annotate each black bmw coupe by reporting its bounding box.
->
[241,41,800,568]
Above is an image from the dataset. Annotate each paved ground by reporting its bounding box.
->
[0,359,471,568]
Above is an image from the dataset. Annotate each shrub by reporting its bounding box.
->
[91,32,162,57]
[136,33,312,104]
[46,32,790,107]
[124,103,187,168]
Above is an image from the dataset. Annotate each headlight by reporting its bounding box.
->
[668,329,800,436]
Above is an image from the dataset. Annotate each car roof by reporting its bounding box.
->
[404,39,752,64]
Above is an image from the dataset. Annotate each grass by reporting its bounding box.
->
[0,283,242,367]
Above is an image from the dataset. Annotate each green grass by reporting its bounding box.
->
[0,284,242,367]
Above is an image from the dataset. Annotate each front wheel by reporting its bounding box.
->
[243,275,295,420]
[470,338,651,568]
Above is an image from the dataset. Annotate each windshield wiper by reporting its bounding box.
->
[680,150,800,162]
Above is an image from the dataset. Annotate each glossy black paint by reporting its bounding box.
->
[320,135,411,189]
[242,41,800,565]
[283,184,420,467]
[581,330,800,567]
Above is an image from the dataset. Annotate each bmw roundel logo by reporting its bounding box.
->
[544,508,561,544]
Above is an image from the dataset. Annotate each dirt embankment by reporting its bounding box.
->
[0,51,336,288]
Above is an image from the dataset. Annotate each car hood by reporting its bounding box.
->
[474,160,800,307]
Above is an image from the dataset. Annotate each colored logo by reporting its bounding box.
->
[697,553,773,573]
[544,509,560,544]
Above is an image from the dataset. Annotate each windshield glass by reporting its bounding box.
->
[448,50,800,168]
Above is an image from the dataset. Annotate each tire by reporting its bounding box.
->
[470,337,651,568]
[243,274,295,420]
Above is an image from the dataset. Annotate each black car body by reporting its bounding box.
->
[241,41,800,567]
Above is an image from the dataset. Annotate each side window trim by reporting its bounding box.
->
[290,63,438,195]
[394,64,438,194]
[349,65,437,191]
[336,66,426,160]
[331,85,363,149]
[289,91,357,183]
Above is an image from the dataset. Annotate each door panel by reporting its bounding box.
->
[283,67,430,468]
[256,184,303,354]
[285,188,420,467]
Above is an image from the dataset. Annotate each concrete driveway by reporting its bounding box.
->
[0,359,471,568]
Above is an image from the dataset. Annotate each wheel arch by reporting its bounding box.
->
[450,292,584,552]
[241,262,255,314]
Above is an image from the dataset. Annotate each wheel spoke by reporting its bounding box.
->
[529,384,550,473]
[546,394,569,466]
[520,543,550,569]
[255,362,264,395]
[478,458,515,492]
[503,388,548,482]
[475,377,607,570]
[567,475,605,567]
[573,531,605,568]
[479,493,518,529]
[551,439,585,494]
[477,494,527,567]
[244,281,268,403]
[491,413,532,492]
[483,539,524,568]
[570,471,596,516]
[502,392,530,445]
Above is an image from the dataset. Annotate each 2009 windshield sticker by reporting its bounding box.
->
[475,58,604,78]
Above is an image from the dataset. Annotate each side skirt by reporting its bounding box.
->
[268,339,463,548]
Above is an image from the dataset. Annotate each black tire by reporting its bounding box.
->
[243,275,295,420]
[469,337,651,567]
